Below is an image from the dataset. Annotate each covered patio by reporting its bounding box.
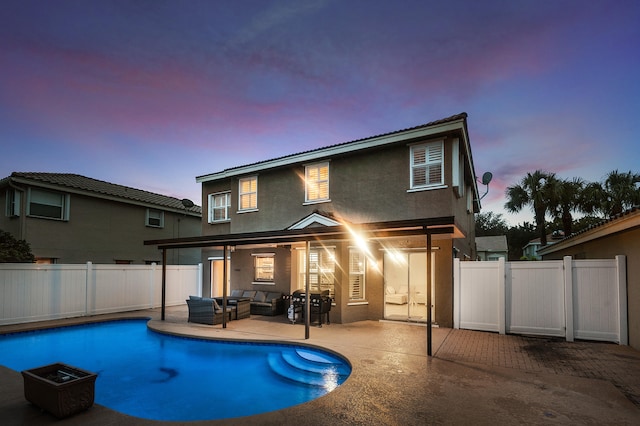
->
[145,217,463,355]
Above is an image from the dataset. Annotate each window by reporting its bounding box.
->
[305,162,330,203]
[208,191,231,222]
[253,253,275,282]
[27,188,69,220]
[5,189,21,217]
[349,249,366,300]
[146,209,164,228]
[298,247,335,297]
[410,141,444,189]
[239,176,257,211]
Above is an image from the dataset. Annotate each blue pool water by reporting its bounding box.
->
[0,319,351,421]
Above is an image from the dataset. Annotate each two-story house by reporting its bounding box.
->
[148,113,480,327]
[1,172,201,264]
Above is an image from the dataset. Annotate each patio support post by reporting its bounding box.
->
[305,240,311,339]
[426,232,432,356]
[222,245,228,329]
[161,248,167,321]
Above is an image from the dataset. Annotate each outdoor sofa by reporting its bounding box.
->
[186,296,235,325]
[230,290,284,316]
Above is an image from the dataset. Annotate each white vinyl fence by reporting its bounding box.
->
[454,256,628,344]
[0,262,202,326]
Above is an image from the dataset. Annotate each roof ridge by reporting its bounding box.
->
[9,172,201,213]
[198,112,467,178]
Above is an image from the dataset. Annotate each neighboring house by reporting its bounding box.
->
[522,231,564,260]
[538,207,640,350]
[1,172,201,264]
[476,235,508,260]
[149,113,481,327]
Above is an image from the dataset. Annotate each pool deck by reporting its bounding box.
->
[1,306,640,425]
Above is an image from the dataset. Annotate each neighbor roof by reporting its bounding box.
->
[3,172,201,215]
[538,206,640,256]
[196,112,472,183]
[476,235,508,252]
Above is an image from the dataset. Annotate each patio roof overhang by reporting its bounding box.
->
[145,216,461,356]
[144,216,463,250]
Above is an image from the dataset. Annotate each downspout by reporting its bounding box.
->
[8,179,27,240]
[426,231,433,357]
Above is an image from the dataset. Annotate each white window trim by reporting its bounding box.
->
[146,208,164,228]
[409,140,444,190]
[252,252,275,283]
[26,188,70,221]
[304,162,330,204]
[208,191,231,223]
[348,248,366,301]
[406,184,448,193]
[5,189,21,217]
[238,176,258,212]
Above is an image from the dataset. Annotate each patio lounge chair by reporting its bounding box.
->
[186,296,234,325]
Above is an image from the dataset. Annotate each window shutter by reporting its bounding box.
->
[349,249,365,300]
[411,142,443,188]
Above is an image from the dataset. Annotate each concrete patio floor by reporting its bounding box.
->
[1,305,639,425]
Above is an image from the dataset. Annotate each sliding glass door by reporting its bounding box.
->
[384,251,434,323]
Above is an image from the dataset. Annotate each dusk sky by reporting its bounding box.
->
[2,0,639,225]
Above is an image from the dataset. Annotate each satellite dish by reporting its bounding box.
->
[477,172,493,201]
[481,172,493,185]
[181,199,195,209]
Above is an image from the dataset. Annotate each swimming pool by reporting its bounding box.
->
[0,319,351,421]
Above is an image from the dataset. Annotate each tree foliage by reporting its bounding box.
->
[475,212,509,236]
[504,170,557,246]
[581,170,640,217]
[492,168,638,260]
[0,230,35,263]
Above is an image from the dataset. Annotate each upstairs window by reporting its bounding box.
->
[146,209,164,228]
[5,189,21,217]
[208,191,231,222]
[239,176,257,211]
[410,141,444,189]
[253,253,275,283]
[305,162,329,203]
[27,188,69,220]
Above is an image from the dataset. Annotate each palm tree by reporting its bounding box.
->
[582,170,640,217]
[550,177,584,236]
[505,170,557,246]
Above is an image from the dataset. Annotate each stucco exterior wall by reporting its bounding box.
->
[228,247,292,296]
[197,125,477,325]
[2,190,201,264]
[541,228,640,350]
[201,135,473,236]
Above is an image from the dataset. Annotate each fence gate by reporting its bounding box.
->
[454,256,627,344]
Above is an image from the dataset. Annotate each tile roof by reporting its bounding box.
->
[476,235,508,251]
[6,172,201,215]
[197,112,468,180]
[540,206,640,248]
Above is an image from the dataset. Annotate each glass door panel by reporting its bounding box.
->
[384,251,435,323]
